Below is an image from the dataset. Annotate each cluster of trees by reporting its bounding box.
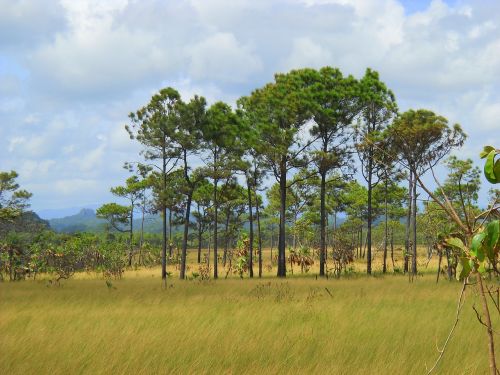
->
[94,66,474,281]
[1,66,495,285]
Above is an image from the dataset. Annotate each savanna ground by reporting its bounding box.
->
[1,248,498,374]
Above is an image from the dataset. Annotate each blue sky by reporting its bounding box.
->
[0,0,499,217]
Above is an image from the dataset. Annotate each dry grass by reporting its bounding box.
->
[0,249,497,374]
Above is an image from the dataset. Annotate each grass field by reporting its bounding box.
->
[1,249,498,374]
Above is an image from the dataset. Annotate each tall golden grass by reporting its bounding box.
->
[0,249,497,374]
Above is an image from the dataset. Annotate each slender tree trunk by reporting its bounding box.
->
[180,192,192,280]
[247,177,254,278]
[168,209,173,257]
[213,173,219,279]
[128,209,134,267]
[319,171,326,276]
[161,206,168,279]
[197,206,202,264]
[140,205,145,248]
[367,154,373,274]
[404,171,413,274]
[476,273,498,375]
[383,178,388,273]
[436,251,442,283]
[223,211,230,267]
[277,157,287,277]
[326,214,329,261]
[161,158,168,280]
[255,192,263,278]
[411,174,418,276]
[390,226,395,270]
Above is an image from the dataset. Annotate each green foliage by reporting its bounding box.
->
[480,146,500,184]
[0,171,32,222]
[388,109,466,175]
[96,203,131,232]
[444,146,500,281]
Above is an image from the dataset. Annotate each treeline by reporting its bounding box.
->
[95,66,478,280]
[2,66,497,282]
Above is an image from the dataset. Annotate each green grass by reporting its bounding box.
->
[1,271,497,374]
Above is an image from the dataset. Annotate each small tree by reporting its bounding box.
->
[201,101,241,278]
[126,87,181,281]
[239,69,315,277]
[355,68,398,274]
[387,109,465,277]
[0,171,32,222]
[109,176,145,265]
[307,66,359,276]
[174,95,207,279]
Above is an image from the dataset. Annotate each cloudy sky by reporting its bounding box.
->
[1,0,499,217]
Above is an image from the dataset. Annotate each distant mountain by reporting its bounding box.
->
[37,204,101,220]
[0,211,50,236]
[49,208,107,233]
[48,208,169,234]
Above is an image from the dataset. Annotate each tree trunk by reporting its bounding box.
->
[411,174,418,276]
[247,177,254,278]
[168,209,173,257]
[404,171,413,274]
[390,226,395,270]
[476,273,498,375]
[319,171,326,276]
[223,211,230,267]
[180,192,192,280]
[128,209,134,267]
[383,178,388,274]
[213,173,219,279]
[255,189,263,278]
[277,157,287,277]
[161,157,168,280]
[436,251,442,283]
[162,206,168,280]
[197,206,202,264]
[367,153,373,274]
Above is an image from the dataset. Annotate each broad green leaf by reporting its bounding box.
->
[457,257,472,280]
[486,220,499,250]
[471,232,486,261]
[495,159,500,183]
[484,150,499,184]
[480,145,495,159]
[485,220,500,260]
[446,237,466,253]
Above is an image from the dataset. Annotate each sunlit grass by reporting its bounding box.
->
[1,250,497,374]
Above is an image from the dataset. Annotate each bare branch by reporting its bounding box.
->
[427,278,467,374]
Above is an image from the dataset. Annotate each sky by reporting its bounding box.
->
[0,0,499,217]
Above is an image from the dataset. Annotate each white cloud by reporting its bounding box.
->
[54,178,100,196]
[28,0,176,98]
[187,32,263,83]
[284,37,333,70]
